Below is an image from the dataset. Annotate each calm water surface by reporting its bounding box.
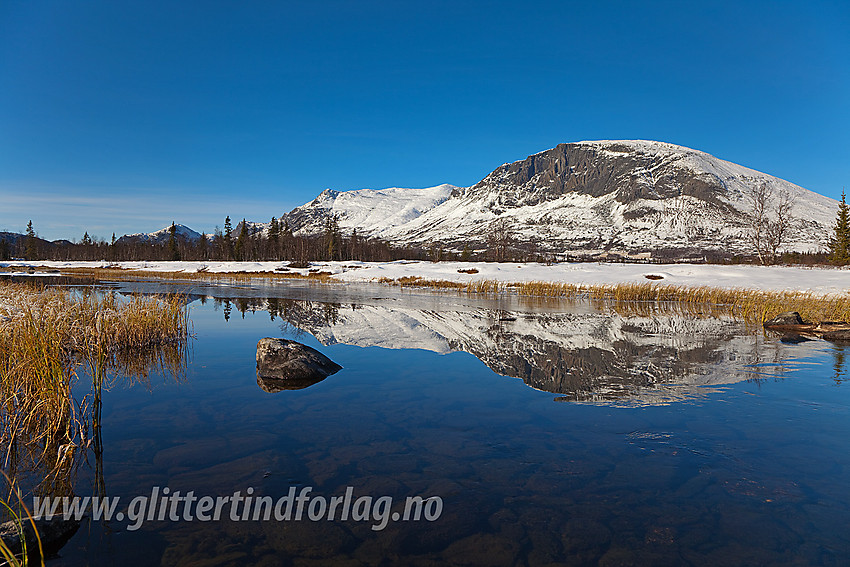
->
[43,280,850,566]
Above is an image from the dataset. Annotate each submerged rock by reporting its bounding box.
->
[0,516,80,560]
[256,338,341,392]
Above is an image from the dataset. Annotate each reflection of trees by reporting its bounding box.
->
[269,300,341,337]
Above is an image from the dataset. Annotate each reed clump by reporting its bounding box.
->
[585,282,850,324]
[0,281,190,490]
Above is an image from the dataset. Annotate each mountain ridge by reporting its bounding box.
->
[278,140,838,256]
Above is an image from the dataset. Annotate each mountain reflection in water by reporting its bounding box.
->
[201,293,814,406]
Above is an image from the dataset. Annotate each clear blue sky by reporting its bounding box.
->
[1,0,848,240]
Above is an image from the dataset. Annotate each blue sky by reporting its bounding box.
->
[1,0,848,240]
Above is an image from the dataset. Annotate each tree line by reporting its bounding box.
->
[4,195,850,265]
[2,214,546,264]
[2,217,435,263]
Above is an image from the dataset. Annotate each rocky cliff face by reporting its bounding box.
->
[280,140,838,257]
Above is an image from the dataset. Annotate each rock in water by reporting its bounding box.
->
[763,312,804,328]
[256,338,342,391]
[0,517,80,560]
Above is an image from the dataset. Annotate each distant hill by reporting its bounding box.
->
[117,224,202,245]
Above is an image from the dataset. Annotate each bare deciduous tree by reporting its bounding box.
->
[745,183,795,265]
[764,189,795,264]
[488,217,515,262]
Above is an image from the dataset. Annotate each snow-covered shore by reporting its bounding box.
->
[3,260,850,295]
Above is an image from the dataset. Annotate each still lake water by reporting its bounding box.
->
[43,279,850,566]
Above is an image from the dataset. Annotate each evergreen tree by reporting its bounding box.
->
[198,232,208,260]
[460,244,472,262]
[234,219,249,261]
[268,217,280,259]
[282,220,293,260]
[322,214,340,260]
[213,227,224,259]
[24,220,37,260]
[223,216,233,260]
[830,190,850,265]
[349,227,358,260]
[167,222,181,261]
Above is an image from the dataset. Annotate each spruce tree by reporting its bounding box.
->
[830,190,850,265]
[198,232,208,260]
[268,217,280,260]
[323,214,340,260]
[223,216,233,260]
[282,220,293,260]
[460,244,472,262]
[235,219,249,261]
[24,220,37,260]
[167,222,181,261]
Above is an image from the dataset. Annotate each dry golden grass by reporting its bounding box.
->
[58,267,334,283]
[0,281,190,494]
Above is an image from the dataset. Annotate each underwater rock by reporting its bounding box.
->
[256,338,341,392]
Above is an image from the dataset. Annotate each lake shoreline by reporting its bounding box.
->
[4,260,850,324]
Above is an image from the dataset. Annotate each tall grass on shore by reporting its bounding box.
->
[0,281,190,495]
[585,282,850,324]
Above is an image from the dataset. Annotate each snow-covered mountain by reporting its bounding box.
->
[117,224,202,244]
[281,141,838,256]
[264,184,457,238]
